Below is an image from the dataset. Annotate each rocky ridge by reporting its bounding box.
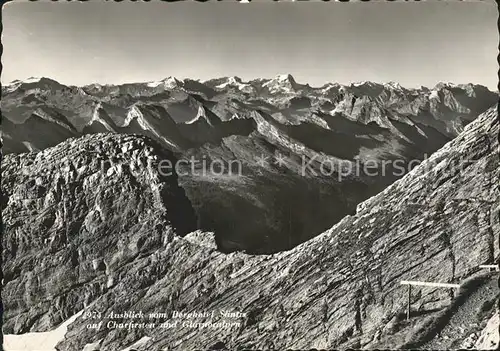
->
[69,106,497,350]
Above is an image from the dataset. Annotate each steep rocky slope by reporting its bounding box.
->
[3,105,498,349]
[2,76,497,253]
[1,134,197,334]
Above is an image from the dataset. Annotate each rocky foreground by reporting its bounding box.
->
[2,134,197,333]
[2,101,498,349]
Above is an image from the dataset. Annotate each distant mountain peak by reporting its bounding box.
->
[276,73,295,81]
[163,76,181,84]
[263,74,302,93]
[384,81,404,90]
[17,77,42,84]
[351,81,376,88]
[433,82,460,90]
[320,82,341,92]
[147,76,182,89]
[227,76,243,83]
[3,76,65,94]
[215,76,254,93]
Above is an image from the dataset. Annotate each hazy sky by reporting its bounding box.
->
[2,1,498,89]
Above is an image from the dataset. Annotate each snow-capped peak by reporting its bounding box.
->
[228,76,242,84]
[429,89,440,101]
[351,81,372,87]
[146,81,162,88]
[276,74,295,82]
[163,76,182,88]
[3,77,63,93]
[320,82,341,93]
[216,76,243,88]
[433,82,458,90]
[385,81,403,90]
[147,76,182,89]
[262,74,301,93]
[215,76,255,93]
[20,77,43,84]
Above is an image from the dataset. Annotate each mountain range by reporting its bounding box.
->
[1,75,498,254]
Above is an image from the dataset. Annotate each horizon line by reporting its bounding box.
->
[2,75,497,92]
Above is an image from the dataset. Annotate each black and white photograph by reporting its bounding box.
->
[1,1,499,350]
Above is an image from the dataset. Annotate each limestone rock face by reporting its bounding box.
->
[1,133,197,334]
[42,108,499,350]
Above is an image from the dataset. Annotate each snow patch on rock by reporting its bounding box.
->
[3,310,83,351]
[121,336,152,351]
[474,312,499,350]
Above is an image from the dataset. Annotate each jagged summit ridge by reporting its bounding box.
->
[3,75,494,95]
